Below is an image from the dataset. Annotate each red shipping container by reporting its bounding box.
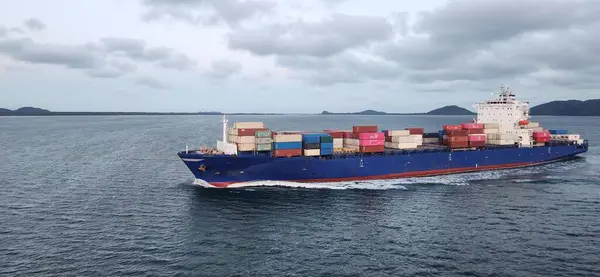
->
[272,149,302,157]
[385,136,393,142]
[355,132,384,140]
[448,136,468,142]
[448,141,469,149]
[447,130,468,136]
[359,145,385,153]
[461,123,484,129]
[469,141,486,147]
[534,137,550,143]
[324,131,344,138]
[353,125,378,133]
[443,124,462,131]
[467,128,484,134]
[406,128,424,135]
[236,128,269,136]
[359,139,385,146]
[468,134,486,142]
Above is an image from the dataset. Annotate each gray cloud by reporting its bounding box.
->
[141,0,275,26]
[24,18,46,31]
[135,76,170,89]
[100,37,196,70]
[206,59,242,78]
[228,13,393,57]
[0,38,102,69]
[247,0,600,93]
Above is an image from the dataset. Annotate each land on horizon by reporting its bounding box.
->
[1,99,599,116]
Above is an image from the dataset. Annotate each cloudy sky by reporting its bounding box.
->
[0,0,599,113]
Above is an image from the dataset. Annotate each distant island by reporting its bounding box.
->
[320,105,476,116]
[2,99,599,116]
[530,99,600,116]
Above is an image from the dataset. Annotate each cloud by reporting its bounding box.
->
[135,76,170,89]
[141,0,275,26]
[227,13,393,57]
[100,37,196,70]
[230,0,600,93]
[0,38,102,69]
[24,18,46,31]
[206,59,242,78]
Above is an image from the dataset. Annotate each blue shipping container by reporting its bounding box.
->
[549,129,568,135]
[273,141,302,150]
[320,148,334,155]
[320,142,333,149]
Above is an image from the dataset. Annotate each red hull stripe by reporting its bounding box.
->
[207,160,559,188]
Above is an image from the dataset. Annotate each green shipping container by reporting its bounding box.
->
[255,130,271,138]
[320,136,333,143]
[256,143,272,151]
[255,138,272,144]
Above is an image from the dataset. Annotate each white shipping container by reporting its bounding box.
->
[273,134,302,142]
[387,130,410,136]
[345,144,360,150]
[385,142,418,149]
[391,136,416,143]
[423,138,439,144]
[237,143,256,151]
[303,149,320,156]
[233,122,264,129]
[344,138,359,146]
[237,136,256,144]
[255,138,272,144]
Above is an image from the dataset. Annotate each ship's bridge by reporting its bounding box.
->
[473,85,530,131]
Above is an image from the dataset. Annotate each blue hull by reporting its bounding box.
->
[177,142,588,188]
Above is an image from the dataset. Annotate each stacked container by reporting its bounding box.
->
[445,129,469,149]
[272,133,302,157]
[302,134,321,156]
[228,122,269,152]
[532,131,550,143]
[323,130,347,150]
[384,130,420,149]
[349,125,384,153]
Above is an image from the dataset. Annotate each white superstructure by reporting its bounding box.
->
[473,85,532,147]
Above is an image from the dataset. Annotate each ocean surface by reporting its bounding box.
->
[1,115,599,277]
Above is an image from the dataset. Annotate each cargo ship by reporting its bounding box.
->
[178,85,589,188]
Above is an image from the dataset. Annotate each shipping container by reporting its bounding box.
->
[469,141,486,147]
[359,145,385,153]
[353,132,385,140]
[467,128,484,135]
[483,128,499,134]
[468,134,486,142]
[233,122,264,129]
[447,141,469,149]
[385,142,418,149]
[323,131,345,138]
[446,130,468,136]
[273,134,302,142]
[273,149,302,157]
[303,149,321,156]
[303,142,320,149]
[423,137,439,144]
[549,129,568,135]
[256,143,272,151]
[447,136,468,142]
[255,138,272,144]
[273,141,302,150]
[353,125,378,133]
[388,135,421,143]
[527,122,540,128]
[359,139,385,146]
[385,130,410,136]
[320,135,333,143]
[237,143,256,151]
[443,125,462,131]
[406,128,424,135]
[333,138,344,148]
[320,142,334,149]
[461,123,484,129]
[344,138,359,146]
[255,130,271,138]
[321,148,334,155]
[236,136,256,144]
[532,131,550,138]
[534,137,550,143]
[235,128,269,136]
